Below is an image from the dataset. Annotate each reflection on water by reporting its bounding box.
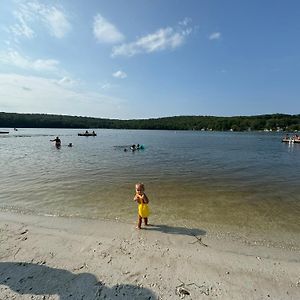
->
[1,128,300,235]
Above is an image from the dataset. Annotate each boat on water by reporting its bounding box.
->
[78,131,97,136]
[282,138,300,143]
[0,131,9,134]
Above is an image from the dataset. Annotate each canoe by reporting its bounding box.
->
[78,133,97,136]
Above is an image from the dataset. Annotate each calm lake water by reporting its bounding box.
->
[1,128,300,236]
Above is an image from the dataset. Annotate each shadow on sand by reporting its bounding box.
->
[0,262,156,300]
[143,224,206,237]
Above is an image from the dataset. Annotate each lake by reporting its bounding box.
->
[1,128,300,238]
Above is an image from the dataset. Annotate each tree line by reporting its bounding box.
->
[0,112,299,131]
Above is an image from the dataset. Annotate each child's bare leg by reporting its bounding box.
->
[136,216,142,229]
[144,218,148,226]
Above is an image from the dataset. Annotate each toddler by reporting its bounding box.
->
[134,183,150,229]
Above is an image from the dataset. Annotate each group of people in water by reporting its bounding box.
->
[50,136,144,152]
[124,144,144,152]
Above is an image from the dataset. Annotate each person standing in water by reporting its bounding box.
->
[50,136,61,148]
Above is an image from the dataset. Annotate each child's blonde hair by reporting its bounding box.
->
[135,183,145,191]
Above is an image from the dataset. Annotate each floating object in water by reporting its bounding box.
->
[131,144,145,151]
[114,144,145,151]
[282,138,300,144]
[0,131,9,134]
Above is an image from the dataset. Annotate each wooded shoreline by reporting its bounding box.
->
[1,112,299,131]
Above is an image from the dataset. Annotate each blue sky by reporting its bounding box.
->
[0,0,299,119]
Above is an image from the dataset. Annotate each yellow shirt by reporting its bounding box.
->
[136,194,150,218]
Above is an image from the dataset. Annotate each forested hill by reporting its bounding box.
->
[0,112,299,131]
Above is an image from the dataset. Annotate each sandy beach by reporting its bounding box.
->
[0,211,299,300]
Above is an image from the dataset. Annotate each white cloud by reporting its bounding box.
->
[113,70,127,79]
[10,11,35,39]
[0,49,59,72]
[8,1,71,40]
[101,82,113,89]
[57,76,76,86]
[41,6,71,38]
[178,17,192,27]
[99,82,119,90]
[93,14,124,44]
[111,20,192,57]
[209,32,221,40]
[0,73,126,118]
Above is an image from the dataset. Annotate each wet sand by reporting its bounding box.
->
[0,211,299,299]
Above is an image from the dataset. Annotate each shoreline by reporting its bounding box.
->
[0,211,299,299]
[1,208,299,251]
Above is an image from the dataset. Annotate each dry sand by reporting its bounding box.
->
[0,211,299,299]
